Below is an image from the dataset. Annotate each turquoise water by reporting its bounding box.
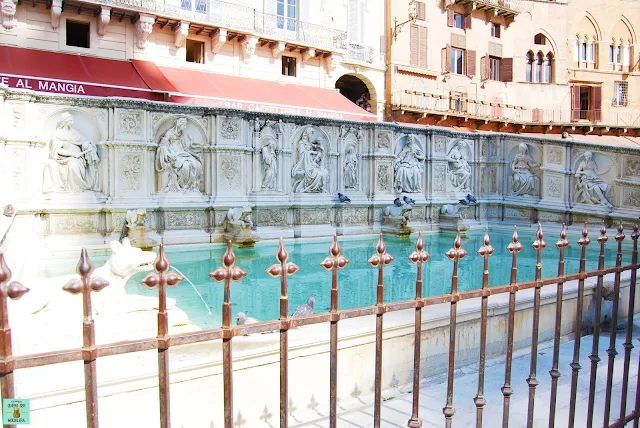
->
[122,229,632,330]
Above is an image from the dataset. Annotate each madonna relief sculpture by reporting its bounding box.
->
[155,118,203,192]
[510,143,540,196]
[574,151,614,208]
[394,135,425,193]
[43,112,100,193]
[447,139,472,192]
[292,127,329,193]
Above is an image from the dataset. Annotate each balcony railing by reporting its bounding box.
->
[450,0,523,14]
[346,43,374,64]
[97,0,348,51]
[393,90,640,128]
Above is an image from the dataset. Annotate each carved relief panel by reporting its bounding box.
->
[291,125,329,193]
[118,153,144,193]
[154,116,206,193]
[340,126,361,190]
[623,156,640,180]
[41,110,103,194]
[445,138,473,194]
[217,116,242,145]
[116,109,145,140]
[506,142,541,197]
[393,134,426,193]
[571,151,615,208]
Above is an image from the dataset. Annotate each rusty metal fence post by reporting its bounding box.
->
[266,238,298,428]
[443,230,467,428]
[367,233,393,428]
[587,223,608,428]
[548,224,570,428]
[407,232,430,428]
[320,235,348,428]
[603,224,626,427]
[62,249,109,428]
[141,245,184,428]
[210,241,246,428]
[502,227,523,428]
[0,252,29,428]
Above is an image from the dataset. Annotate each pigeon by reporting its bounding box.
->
[292,296,315,318]
[236,312,259,325]
[338,192,351,203]
[458,199,470,206]
[466,194,477,204]
[393,198,403,207]
[403,196,416,205]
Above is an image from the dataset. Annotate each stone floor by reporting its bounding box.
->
[293,322,640,428]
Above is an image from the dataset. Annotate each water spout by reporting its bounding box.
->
[170,266,212,316]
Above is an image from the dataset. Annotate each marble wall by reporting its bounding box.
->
[1,85,640,246]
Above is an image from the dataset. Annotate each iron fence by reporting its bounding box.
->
[0,223,639,428]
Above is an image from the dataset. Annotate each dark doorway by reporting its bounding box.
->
[335,75,372,113]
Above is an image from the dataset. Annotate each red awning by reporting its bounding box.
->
[132,60,377,122]
[0,46,165,101]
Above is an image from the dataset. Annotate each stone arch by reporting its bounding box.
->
[43,108,105,146]
[531,28,558,56]
[575,13,601,41]
[154,115,207,145]
[334,73,378,114]
[610,19,634,43]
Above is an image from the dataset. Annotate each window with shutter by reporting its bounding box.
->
[463,13,472,30]
[348,0,365,44]
[466,50,476,76]
[571,86,581,122]
[418,26,428,68]
[500,57,513,82]
[447,8,455,27]
[481,55,488,81]
[442,45,451,73]
[416,1,426,20]
[410,24,419,67]
[592,86,602,122]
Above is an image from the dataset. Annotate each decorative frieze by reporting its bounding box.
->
[119,111,143,136]
[119,154,143,192]
[165,211,202,229]
[50,214,98,233]
[296,209,330,225]
[256,209,287,226]
[547,146,563,165]
[376,164,391,192]
[337,207,368,224]
[220,118,240,140]
[624,157,640,178]
[220,155,241,192]
[546,176,562,198]
[623,188,640,207]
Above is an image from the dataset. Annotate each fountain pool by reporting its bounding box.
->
[80,227,626,330]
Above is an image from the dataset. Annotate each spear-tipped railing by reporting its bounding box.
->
[0,223,638,428]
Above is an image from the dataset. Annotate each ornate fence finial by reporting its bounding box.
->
[616,222,626,243]
[321,235,349,273]
[409,231,430,266]
[557,223,570,249]
[446,229,468,262]
[577,222,590,248]
[210,241,246,328]
[632,223,639,242]
[597,222,608,245]
[268,238,300,279]
[477,228,495,260]
[507,226,524,255]
[532,223,547,252]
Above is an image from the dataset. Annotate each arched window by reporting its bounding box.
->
[525,51,533,82]
[544,53,553,83]
[534,33,546,45]
[535,52,543,82]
